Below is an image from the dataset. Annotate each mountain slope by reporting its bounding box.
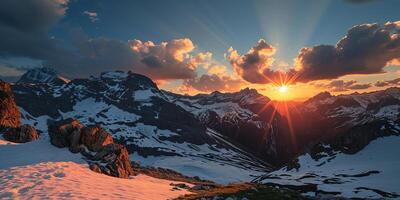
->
[254,88,400,199]
[166,89,294,165]
[12,71,272,183]
[255,135,400,199]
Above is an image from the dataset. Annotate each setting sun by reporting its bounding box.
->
[278,85,288,93]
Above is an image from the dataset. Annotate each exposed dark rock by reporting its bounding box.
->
[47,118,134,178]
[48,118,84,150]
[89,163,103,174]
[0,80,20,130]
[81,125,114,152]
[92,143,134,178]
[3,124,39,143]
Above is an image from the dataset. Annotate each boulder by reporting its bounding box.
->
[81,125,114,152]
[93,143,134,178]
[48,118,84,151]
[3,124,39,143]
[0,80,20,130]
[89,163,103,174]
[47,118,134,178]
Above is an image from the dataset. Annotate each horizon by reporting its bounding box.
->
[0,0,399,101]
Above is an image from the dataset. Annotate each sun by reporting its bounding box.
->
[278,85,288,93]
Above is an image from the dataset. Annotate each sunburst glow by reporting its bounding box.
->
[278,85,288,93]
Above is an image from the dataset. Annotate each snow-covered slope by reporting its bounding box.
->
[11,71,272,184]
[0,136,192,200]
[17,67,69,85]
[256,136,400,199]
[252,89,400,199]
[304,88,400,126]
[166,89,294,165]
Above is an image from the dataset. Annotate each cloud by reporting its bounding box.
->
[228,21,400,84]
[45,36,204,80]
[83,11,99,22]
[375,78,400,87]
[189,52,212,68]
[226,39,277,84]
[317,80,371,92]
[207,64,227,75]
[0,0,208,81]
[0,0,69,60]
[387,59,400,66]
[182,74,242,93]
[295,21,400,82]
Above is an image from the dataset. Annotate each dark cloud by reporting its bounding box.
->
[228,21,400,84]
[295,22,400,82]
[375,78,400,87]
[318,80,371,92]
[183,74,242,92]
[0,0,68,60]
[0,0,67,32]
[0,0,206,81]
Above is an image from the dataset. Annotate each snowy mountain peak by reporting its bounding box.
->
[305,91,332,104]
[97,71,158,90]
[17,67,69,85]
[100,71,129,80]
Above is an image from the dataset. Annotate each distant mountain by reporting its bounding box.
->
[166,88,295,165]
[255,89,400,199]
[8,70,400,193]
[11,70,271,183]
[17,67,69,85]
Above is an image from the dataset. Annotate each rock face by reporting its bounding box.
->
[48,118,134,178]
[81,126,114,152]
[48,118,84,152]
[3,124,39,143]
[90,143,134,178]
[0,80,20,130]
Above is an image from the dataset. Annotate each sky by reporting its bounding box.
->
[0,0,399,100]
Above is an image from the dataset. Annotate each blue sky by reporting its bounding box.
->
[0,0,399,100]
[53,0,400,65]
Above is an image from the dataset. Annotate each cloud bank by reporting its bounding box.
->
[228,21,400,84]
[0,0,212,81]
[375,78,400,87]
[183,74,242,93]
[316,80,371,92]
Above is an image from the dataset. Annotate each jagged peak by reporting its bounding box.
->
[238,87,259,95]
[100,71,129,80]
[306,91,332,103]
[17,67,69,85]
[95,71,158,90]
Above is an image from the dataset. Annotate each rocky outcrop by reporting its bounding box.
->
[48,118,134,178]
[81,126,114,152]
[0,80,20,130]
[0,80,39,143]
[89,143,134,178]
[48,118,84,152]
[3,124,39,143]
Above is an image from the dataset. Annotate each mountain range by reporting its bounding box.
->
[1,67,400,199]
